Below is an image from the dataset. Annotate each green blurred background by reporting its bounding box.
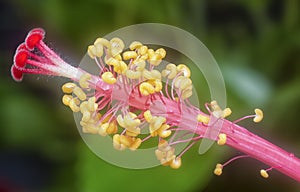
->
[0,0,300,191]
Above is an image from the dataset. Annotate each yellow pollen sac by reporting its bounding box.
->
[170,157,182,169]
[181,88,193,99]
[106,57,120,66]
[79,73,92,89]
[87,97,98,112]
[217,133,227,145]
[153,80,162,92]
[129,138,142,151]
[150,116,166,133]
[114,61,128,74]
[69,98,80,112]
[62,94,73,106]
[149,53,162,66]
[155,48,166,58]
[179,77,192,90]
[110,37,125,57]
[147,49,155,58]
[162,63,177,79]
[73,87,87,101]
[101,72,117,84]
[223,108,232,118]
[93,43,104,57]
[98,123,108,136]
[124,113,141,128]
[106,121,118,134]
[197,114,210,125]
[129,41,143,50]
[94,38,111,49]
[260,169,269,178]
[138,45,148,55]
[113,134,125,151]
[87,45,97,59]
[214,164,223,176]
[139,82,155,96]
[122,51,137,60]
[126,70,142,79]
[62,82,77,94]
[254,108,263,123]
[144,110,152,122]
[82,111,91,122]
[177,64,191,77]
[133,60,146,71]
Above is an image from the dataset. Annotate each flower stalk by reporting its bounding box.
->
[11,28,300,182]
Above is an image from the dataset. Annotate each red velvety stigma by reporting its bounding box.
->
[14,50,28,68]
[11,65,23,82]
[16,43,27,52]
[25,28,45,50]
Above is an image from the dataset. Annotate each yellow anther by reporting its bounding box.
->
[197,114,210,125]
[143,70,162,80]
[134,59,146,71]
[223,108,232,118]
[106,57,120,66]
[114,54,122,61]
[147,49,155,58]
[254,108,263,123]
[170,157,182,169]
[110,37,125,57]
[181,88,193,99]
[87,45,97,59]
[113,134,125,150]
[101,72,117,84]
[150,116,166,134]
[139,82,155,96]
[217,133,227,145]
[79,73,92,89]
[138,45,148,55]
[116,115,126,128]
[106,121,118,134]
[93,43,103,57]
[162,63,177,79]
[158,124,171,138]
[155,48,166,58]
[79,101,88,113]
[122,51,137,60]
[214,164,223,176]
[126,70,142,79]
[62,82,77,94]
[153,80,162,92]
[149,53,162,66]
[94,38,111,49]
[174,76,185,89]
[62,94,73,106]
[260,169,269,178]
[87,97,98,112]
[124,112,141,128]
[177,64,191,77]
[179,77,192,90]
[69,98,80,112]
[126,128,140,137]
[144,110,152,122]
[120,135,133,147]
[129,138,142,151]
[73,86,86,101]
[113,61,128,74]
[82,123,99,134]
[129,41,143,50]
[82,111,91,122]
[98,123,109,136]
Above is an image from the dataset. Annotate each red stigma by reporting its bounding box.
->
[14,50,28,68]
[25,28,45,50]
[11,65,23,82]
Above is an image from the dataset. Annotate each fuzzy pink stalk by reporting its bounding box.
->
[11,28,300,182]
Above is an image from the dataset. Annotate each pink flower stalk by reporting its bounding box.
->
[11,28,300,181]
